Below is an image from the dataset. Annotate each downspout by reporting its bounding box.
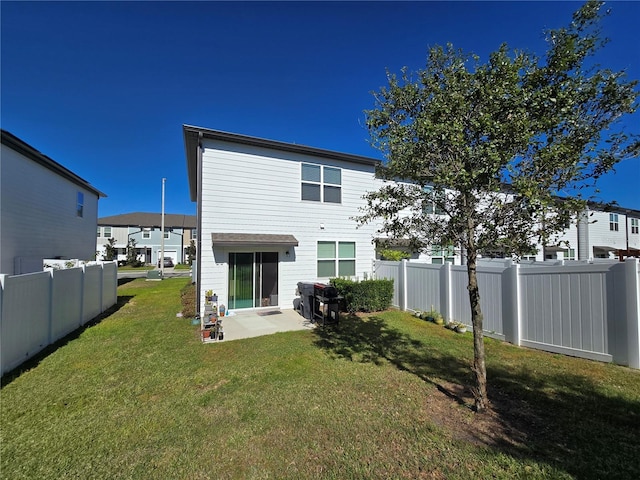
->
[196,132,204,316]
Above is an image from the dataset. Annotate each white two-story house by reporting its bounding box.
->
[184,125,383,313]
[1,130,105,275]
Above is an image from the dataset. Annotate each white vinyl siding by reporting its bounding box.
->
[198,138,379,310]
[1,144,99,274]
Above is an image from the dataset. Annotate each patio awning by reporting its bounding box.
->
[543,245,568,253]
[211,233,299,247]
[593,245,617,252]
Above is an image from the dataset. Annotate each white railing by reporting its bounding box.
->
[0,262,118,375]
[374,258,640,369]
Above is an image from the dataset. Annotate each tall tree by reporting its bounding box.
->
[357,0,638,412]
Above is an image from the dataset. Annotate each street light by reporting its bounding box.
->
[161,178,166,277]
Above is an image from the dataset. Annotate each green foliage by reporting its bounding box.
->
[379,248,411,261]
[330,277,394,313]
[359,0,638,258]
[185,239,196,265]
[104,237,117,261]
[180,281,196,318]
[126,238,142,267]
[356,0,639,411]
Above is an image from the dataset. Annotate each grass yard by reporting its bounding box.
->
[1,278,639,479]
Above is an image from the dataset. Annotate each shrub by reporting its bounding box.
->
[329,278,394,313]
[180,282,197,318]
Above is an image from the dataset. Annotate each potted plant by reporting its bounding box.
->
[455,323,467,334]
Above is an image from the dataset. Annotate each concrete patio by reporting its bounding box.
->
[206,308,315,342]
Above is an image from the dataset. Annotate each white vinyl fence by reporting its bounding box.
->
[0,262,118,376]
[375,258,640,369]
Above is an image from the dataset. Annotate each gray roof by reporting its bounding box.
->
[1,129,106,198]
[211,232,299,246]
[99,212,196,228]
[183,125,382,202]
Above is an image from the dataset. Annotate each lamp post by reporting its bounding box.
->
[161,178,166,277]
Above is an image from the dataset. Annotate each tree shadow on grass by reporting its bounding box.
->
[1,295,134,387]
[313,313,640,479]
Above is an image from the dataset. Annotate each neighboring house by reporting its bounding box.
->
[184,125,383,312]
[1,130,105,275]
[97,212,196,265]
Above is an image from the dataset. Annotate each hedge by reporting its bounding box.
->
[329,277,394,313]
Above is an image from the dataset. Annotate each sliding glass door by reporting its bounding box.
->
[229,252,279,309]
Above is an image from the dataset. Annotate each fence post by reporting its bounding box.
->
[47,269,54,345]
[400,259,408,311]
[440,262,452,322]
[503,262,521,346]
[625,258,640,369]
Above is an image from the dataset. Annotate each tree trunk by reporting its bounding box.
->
[465,229,488,412]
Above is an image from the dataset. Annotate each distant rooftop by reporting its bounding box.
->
[99,212,196,228]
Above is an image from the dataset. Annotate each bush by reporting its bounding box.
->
[180,282,196,319]
[330,278,394,313]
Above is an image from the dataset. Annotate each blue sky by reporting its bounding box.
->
[2,1,639,216]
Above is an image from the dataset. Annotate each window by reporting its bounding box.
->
[191,229,197,240]
[164,228,171,239]
[632,219,639,235]
[423,186,445,215]
[431,244,455,264]
[143,230,150,239]
[564,248,576,260]
[302,163,341,203]
[76,192,84,217]
[610,213,619,231]
[103,226,111,238]
[317,241,356,277]
[97,227,101,237]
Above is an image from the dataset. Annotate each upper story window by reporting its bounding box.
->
[103,226,111,238]
[191,229,197,240]
[164,228,170,239]
[301,163,341,203]
[143,230,150,239]
[97,227,101,237]
[609,213,619,232]
[423,186,445,215]
[76,192,84,217]
[632,218,639,234]
[431,244,455,264]
[317,241,356,277]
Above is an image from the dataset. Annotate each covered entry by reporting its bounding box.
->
[211,233,299,310]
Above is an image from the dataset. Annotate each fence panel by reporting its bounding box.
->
[519,264,612,361]
[101,262,117,309]
[374,261,402,307]
[406,263,441,313]
[1,262,118,376]
[0,272,51,374]
[82,265,103,324]
[51,268,83,342]
[374,258,639,367]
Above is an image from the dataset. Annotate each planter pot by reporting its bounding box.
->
[202,330,211,339]
[455,325,467,333]
[434,318,444,326]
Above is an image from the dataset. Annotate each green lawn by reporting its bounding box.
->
[1,278,639,479]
